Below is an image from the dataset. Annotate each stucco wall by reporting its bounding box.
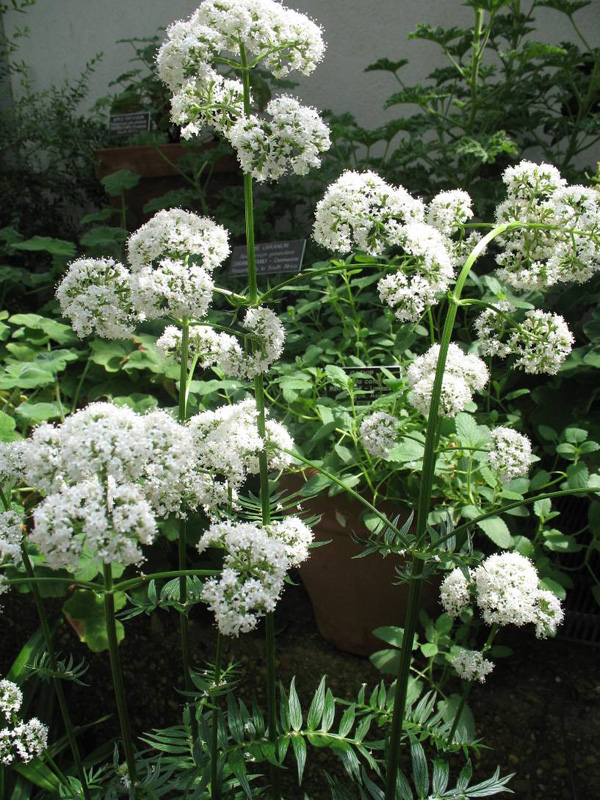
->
[4,0,600,131]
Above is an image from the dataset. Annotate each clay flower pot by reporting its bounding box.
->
[284,473,440,656]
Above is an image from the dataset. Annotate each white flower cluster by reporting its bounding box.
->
[131,256,214,321]
[360,412,398,458]
[377,222,455,322]
[313,171,425,256]
[451,648,495,683]
[427,190,474,237]
[228,95,330,182]
[0,510,23,567]
[314,173,461,322]
[158,1,327,174]
[157,0,325,89]
[488,427,533,483]
[55,258,136,340]
[407,343,489,418]
[188,398,293,494]
[170,64,244,138]
[0,679,48,766]
[197,516,312,635]
[495,161,600,290]
[57,210,230,338]
[127,209,230,274]
[158,306,285,378]
[20,403,216,570]
[440,553,564,638]
[475,306,574,375]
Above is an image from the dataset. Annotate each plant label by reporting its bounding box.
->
[109,112,152,137]
[229,239,306,276]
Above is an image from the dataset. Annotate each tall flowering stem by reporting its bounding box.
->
[384,223,513,800]
[240,43,281,800]
[210,632,223,800]
[20,547,91,800]
[176,317,199,748]
[103,563,138,794]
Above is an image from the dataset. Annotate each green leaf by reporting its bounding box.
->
[364,57,409,73]
[567,463,590,489]
[307,677,326,730]
[101,169,141,196]
[0,411,20,442]
[421,643,438,658]
[411,740,429,798]
[455,413,489,448]
[12,236,76,258]
[0,363,55,390]
[325,364,350,390]
[288,678,302,732]
[9,314,78,345]
[438,694,475,742]
[387,438,424,464]
[476,516,512,548]
[370,648,400,675]
[542,529,581,552]
[89,339,131,372]
[291,734,307,784]
[15,402,63,424]
[373,626,405,648]
[63,590,126,652]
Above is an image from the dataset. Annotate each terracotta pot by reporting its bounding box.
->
[94,142,239,222]
[284,473,440,656]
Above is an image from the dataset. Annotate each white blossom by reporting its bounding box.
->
[548,185,600,283]
[508,310,574,375]
[488,427,533,483]
[130,258,214,321]
[127,209,230,274]
[474,301,516,359]
[0,679,48,765]
[188,399,293,493]
[473,553,543,628]
[495,161,600,291]
[534,589,565,639]
[0,441,25,487]
[440,568,471,617]
[451,648,494,683]
[0,681,22,721]
[160,307,285,378]
[170,66,244,137]
[56,258,136,340]
[407,343,488,418]
[442,554,564,640]
[427,190,473,236]
[11,718,48,763]
[197,516,312,635]
[377,222,455,322]
[30,477,157,571]
[227,95,330,182]
[360,412,398,458]
[0,510,23,566]
[313,171,425,255]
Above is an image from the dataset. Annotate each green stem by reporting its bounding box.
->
[210,633,223,800]
[447,624,498,744]
[21,548,91,800]
[384,224,511,800]
[177,318,200,748]
[103,563,138,795]
[240,43,280,800]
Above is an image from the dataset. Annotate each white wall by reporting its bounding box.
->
[4,0,600,131]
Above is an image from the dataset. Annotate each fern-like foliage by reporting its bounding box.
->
[27,651,89,686]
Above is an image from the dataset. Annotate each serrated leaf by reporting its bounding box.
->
[101,169,140,196]
[477,516,512,548]
[291,734,307,784]
[288,678,302,732]
[308,677,326,730]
